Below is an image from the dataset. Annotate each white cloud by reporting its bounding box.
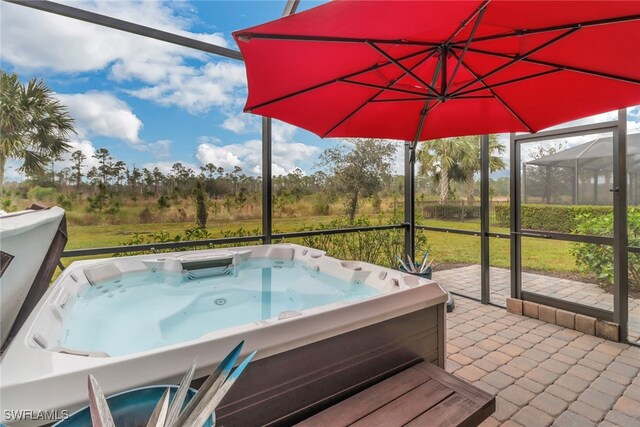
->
[273,141,321,168]
[222,113,259,134]
[252,164,302,177]
[56,92,143,145]
[146,140,173,159]
[55,91,176,156]
[272,164,288,176]
[195,142,243,171]
[0,1,227,78]
[272,121,298,144]
[195,135,321,177]
[1,1,243,116]
[32,139,102,178]
[128,62,247,114]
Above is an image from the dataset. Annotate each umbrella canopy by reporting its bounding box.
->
[233,0,640,142]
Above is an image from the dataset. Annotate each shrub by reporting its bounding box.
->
[494,204,612,232]
[422,203,480,221]
[176,208,188,222]
[313,197,329,215]
[193,181,208,229]
[1,197,16,212]
[139,206,154,223]
[157,195,170,210]
[494,204,509,226]
[56,194,73,211]
[118,226,262,256]
[28,186,56,201]
[14,187,28,199]
[298,216,429,268]
[571,209,640,293]
[1,191,17,212]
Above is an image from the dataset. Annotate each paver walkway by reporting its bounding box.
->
[447,297,640,427]
[434,265,640,343]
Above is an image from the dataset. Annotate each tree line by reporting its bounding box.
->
[1,70,509,226]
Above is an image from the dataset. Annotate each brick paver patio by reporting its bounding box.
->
[434,265,640,343]
[447,297,640,426]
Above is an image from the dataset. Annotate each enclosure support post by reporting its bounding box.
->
[545,165,551,204]
[481,135,490,304]
[573,159,579,204]
[594,170,599,204]
[262,117,272,244]
[522,163,527,204]
[613,108,628,341]
[404,142,416,261]
[510,133,522,299]
[260,0,299,244]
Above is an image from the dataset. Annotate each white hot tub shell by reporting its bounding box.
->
[0,243,447,426]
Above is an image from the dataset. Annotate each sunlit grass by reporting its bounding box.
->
[63,216,580,276]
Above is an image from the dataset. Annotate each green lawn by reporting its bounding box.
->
[418,219,577,273]
[63,216,581,275]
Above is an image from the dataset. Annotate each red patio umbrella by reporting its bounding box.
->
[233,0,640,143]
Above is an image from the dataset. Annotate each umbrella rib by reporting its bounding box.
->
[236,32,440,47]
[450,50,534,133]
[340,80,434,98]
[453,13,640,46]
[321,89,385,138]
[461,47,640,86]
[367,42,439,95]
[370,97,434,103]
[445,0,490,44]
[245,47,436,112]
[322,49,440,137]
[453,68,563,97]
[370,95,493,102]
[451,26,581,97]
[445,3,487,97]
[412,57,444,145]
[453,95,495,99]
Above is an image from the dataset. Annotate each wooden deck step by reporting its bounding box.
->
[296,361,495,427]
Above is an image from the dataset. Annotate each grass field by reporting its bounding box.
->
[62,217,580,276]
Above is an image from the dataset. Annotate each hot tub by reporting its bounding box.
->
[0,244,447,426]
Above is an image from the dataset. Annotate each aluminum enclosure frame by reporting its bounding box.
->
[510,112,630,341]
[8,0,637,343]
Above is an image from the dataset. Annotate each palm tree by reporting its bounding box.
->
[0,71,75,188]
[417,138,466,204]
[417,136,506,204]
[456,136,506,204]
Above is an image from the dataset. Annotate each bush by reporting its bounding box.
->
[494,204,509,226]
[28,186,56,201]
[157,195,170,210]
[118,226,262,256]
[193,181,208,229]
[571,209,640,293]
[1,191,16,212]
[494,204,612,232]
[312,195,330,215]
[298,216,429,268]
[422,203,480,221]
[56,194,73,210]
[139,206,154,223]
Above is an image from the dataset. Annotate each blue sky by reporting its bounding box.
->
[1,0,639,182]
[0,0,337,180]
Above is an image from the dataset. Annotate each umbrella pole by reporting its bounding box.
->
[404,142,416,261]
